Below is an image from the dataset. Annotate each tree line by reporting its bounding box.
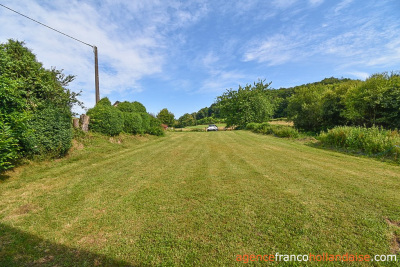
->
[212,73,400,131]
[156,73,400,132]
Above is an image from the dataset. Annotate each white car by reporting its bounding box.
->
[207,124,218,131]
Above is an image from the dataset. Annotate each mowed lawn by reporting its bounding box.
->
[0,131,399,266]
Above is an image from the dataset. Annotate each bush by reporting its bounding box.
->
[246,122,262,131]
[0,40,80,169]
[318,126,400,160]
[123,112,143,134]
[0,122,19,172]
[117,101,147,113]
[87,101,124,136]
[246,122,299,138]
[21,105,73,158]
[140,113,151,133]
[148,116,165,136]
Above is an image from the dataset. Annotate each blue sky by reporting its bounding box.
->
[1,0,399,118]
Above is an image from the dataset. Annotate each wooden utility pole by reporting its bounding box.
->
[94,46,100,104]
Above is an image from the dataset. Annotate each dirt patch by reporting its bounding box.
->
[72,139,84,150]
[15,204,36,215]
[109,137,122,144]
[34,255,54,264]
[78,232,108,247]
[390,235,400,254]
[385,217,400,227]
[385,217,400,254]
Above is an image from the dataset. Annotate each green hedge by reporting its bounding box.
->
[22,105,73,158]
[0,121,19,172]
[87,101,124,136]
[123,112,143,134]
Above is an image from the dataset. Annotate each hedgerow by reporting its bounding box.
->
[87,99,124,136]
[22,105,73,158]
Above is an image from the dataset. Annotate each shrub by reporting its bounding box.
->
[97,97,112,106]
[140,113,151,133]
[318,126,400,160]
[21,105,73,158]
[123,112,143,134]
[247,122,299,138]
[0,40,80,168]
[87,102,124,136]
[148,116,165,136]
[246,122,262,131]
[271,125,299,138]
[117,101,146,113]
[0,121,19,172]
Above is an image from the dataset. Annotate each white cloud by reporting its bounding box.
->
[309,0,324,6]
[199,70,246,93]
[243,34,300,66]
[347,71,370,80]
[334,0,354,14]
[0,0,209,113]
[272,0,298,9]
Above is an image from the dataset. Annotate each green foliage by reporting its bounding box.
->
[87,100,124,136]
[287,79,361,132]
[97,97,112,106]
[318,126,400,161]
[0,122,19,171]
[246,122,299,138]
[287,84,326,132]
[177,113,196,128]
[0,39,80,169]
[344,72,400,129]
[123,112,143,134]
[156,108,175,127]
[148,115,165,136]
[140,113,151,133]
[132,101,147,113]
[195,107,209,120]
[22,105,73,158]
[196,116,224,125]
[217,80,275,127]
[268,87,295,118]
[116,101,147,113]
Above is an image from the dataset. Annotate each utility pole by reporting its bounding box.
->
[94,46,100,103]
[0,4,100,105]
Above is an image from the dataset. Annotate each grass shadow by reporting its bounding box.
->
[0,223,137,267]
[0,173,10,182]
[305,141,400,165]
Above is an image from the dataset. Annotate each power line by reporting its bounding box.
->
[0,3,100,103]
[0,3,93,48]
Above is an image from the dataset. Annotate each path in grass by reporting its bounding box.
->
[0,131,399,266]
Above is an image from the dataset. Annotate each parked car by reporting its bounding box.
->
[207,124,218,131]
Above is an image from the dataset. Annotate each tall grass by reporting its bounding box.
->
[246,122,299,138]
[318,126,400,161]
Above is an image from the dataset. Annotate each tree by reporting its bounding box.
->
[217,80,274,127]
[178,113,196,127]
[287,84,326,132]
[157,108,175,126]
[344,72,400,129]
[0,40,80,165]
[196,107,209,120]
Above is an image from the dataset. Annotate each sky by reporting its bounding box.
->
[1,0,399,118]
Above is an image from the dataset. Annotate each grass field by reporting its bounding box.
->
[1,131,400,266]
